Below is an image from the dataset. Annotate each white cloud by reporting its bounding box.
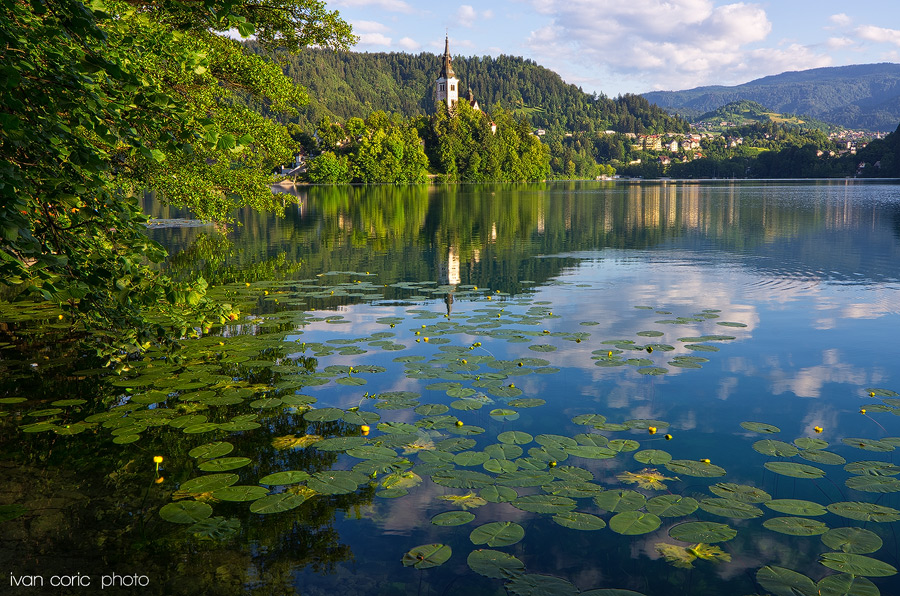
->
[829,13,853,27]
[457,5,477,27]
[827,37,856,49]
[398,37,421,51]
[856,25,900,46]
[334,0,414,14]
[353,20,390,33]
[525,0,832,89]
[357,33,393,46]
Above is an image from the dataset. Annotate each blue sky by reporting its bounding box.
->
[328,0,900,96]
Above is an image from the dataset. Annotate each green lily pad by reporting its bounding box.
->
[249,492,311,514]
[498,431,533,445]
[817,574,880,596]
[211,486,270,502]
[511,495,577,514]
[258,471,311,485]
[552,511,607,531]
[431,469,494,488]
[799,450,846,465]
[634,449,672,465]
[741,421,781,434]
[845,461,900,476]
[466,549,525,579]
[314,436,368,451]
[188,516,241,541]
[822,528,884,554]
[542,480,604,498]
[580,591,649,596]
[846,475,900,493]
[436,438,477,452]
[529,344,557,352]
[485,443,524,460]
[819,553,897,577]
[306,470,367,495]
[665,459,726,477]
[564,445,616,459]
[709,483,771,503]
[609,511,661,535]
[842,438,895,452]
[189,441,235,459]
[669,521,737,543]
[159,501,213,524]
[303,407,345,422]
[490,408,520,421]
[431,511,475,526]
[764,461,826,479]
[607,439,640,453]
[480,485,518,503]
[593,490,646,513]
[180,473,239,493]
[646,495,698,517]
[451,398,484,411]
[756,566,817,596]
[699,498,764,519]
[505,574,579,596]
[827,502,900,522]
[753,439,800,457]
[795,437,829,450]
[415,403,449,415]
[484,459,518,473]
[636,366,667,376]
[198,457,252,472]
[469,521,525,547]
[572,414,607,426]
[508,398,546,408]
[765,499,827,516]
[454,451,490,467]
[402,544,452,569]
[763,516,828,536]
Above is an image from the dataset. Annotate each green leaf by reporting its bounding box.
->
[799,450,846,465]
[431,469,493,488]
[827,502,900,522]
[608,511,661,535]
[512,495,577,514]
[180,473,239,493]
[249,493,312,514]
[763,516,828,536]
[197,457,251,472]
[753,439,799,457]
[634,449,671,465]
[756,566,817,596]
[817,574,880,596]
[741,421,781,434]
[258,471,311,486]
[818,553,897,577]
[552,511,606,531]
[306,470,367,495]
[593,490,646,513]
[822,528,883,554]
[466,549,525,579]
[842,438,895,452]
[698,498,763,519]
[665,459,726,477]
[764,461,826,479]
[211,486,269,502]
[646,495,698,517]
[505,574,579,596]
[765,499,827,516]
[709,483,771,503]
[401,543,451,569]
[668,521,737,543]
[159,501,212,524]
[431,511,475,526]
[480,485,518,503]
[188,441,234,459]
[303,407,344,422]
[846,475,900,493]
[469,521,525,547]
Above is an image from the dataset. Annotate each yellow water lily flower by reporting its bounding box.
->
[665,434,673,440]
[617,468,678,490]
[360,425,370,435]
[814,426,823,433]
[860,408,867,414]
[648,426,657,434]
[700,458,711,464]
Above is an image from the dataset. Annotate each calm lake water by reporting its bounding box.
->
[3,181,900,596]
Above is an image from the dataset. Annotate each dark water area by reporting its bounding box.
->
[2,180,900,596]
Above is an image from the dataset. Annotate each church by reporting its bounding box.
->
[435,35,479,112]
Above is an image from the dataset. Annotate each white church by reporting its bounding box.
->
[435,35,480,112]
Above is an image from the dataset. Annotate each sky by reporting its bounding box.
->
[328,0,900,96]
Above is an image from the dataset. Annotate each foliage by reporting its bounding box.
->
[0,0,353,359]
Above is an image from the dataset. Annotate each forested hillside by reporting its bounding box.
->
[243,44,689,135]
[642,63,900,131]
[693,100,838,132]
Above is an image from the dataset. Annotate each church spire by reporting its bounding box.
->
[440,34,455,79]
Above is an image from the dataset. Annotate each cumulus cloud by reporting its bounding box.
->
[827,37,856,49]
[353,20,390,33]
[856,25,900,46]
[334,0,414,14]
[398,37,421,51]
[829,13,853,27]
[457,4,477,27]
[525,0,831,90]
[357,33,392,46]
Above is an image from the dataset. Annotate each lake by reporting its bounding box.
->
[2,180,900,596]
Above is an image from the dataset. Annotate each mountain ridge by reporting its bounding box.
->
[642,63,900,131]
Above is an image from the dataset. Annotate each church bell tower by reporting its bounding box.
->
[435,35,459,110]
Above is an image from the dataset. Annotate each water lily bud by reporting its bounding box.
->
[700,458,711,464]
[360,425,370,435]
[648,426,657,434]
[548,461,557,467]
[814,426,823,433]
[860,408,867,414]
[664,434,673,440]
[455,420,464,427]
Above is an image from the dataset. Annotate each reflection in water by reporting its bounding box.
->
[2,181,900,595]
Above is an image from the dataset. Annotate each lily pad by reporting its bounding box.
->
[469,521,525,547]
[211,486,270,502]
[764,461,826,479]
[819,553,897,577]
[822,528,883,554]
[249,493,312,514]
[763,516,828,536]
[431,469,493,488]
[593,490,646,513]
[466,549,525,579]
[198,457,252,472]
[480,485,518,503]
[709,483,771,503]
[741,421,781,434]
[842,438,895,452]
[415,403,450,415]
[505,574,579,596]
[552,511,607,531]
[189,442,235,460]
[799,450,846,465]
[258,471,311,486]
[844,461,900,476]
[634,449,672,465]
[699,498,764,519]
[303,407,345,422]
[827,502,900,522]
[646,495,698,517]
[665,459,726,478]
[306,470,367,495]
[498,431,533,445]
[608,511,661,535]
[402,544,452,569]
[669,521,737,543]
[817,574,880,596]
[431,511,476,526]
[795,437,829,450]
[756,566,817,596]
[846,475,900,493]
[180,473,239,493]
[512,495,577,514]
[753,439,799,457]
[765,499,827,516]
[159,501,213,524]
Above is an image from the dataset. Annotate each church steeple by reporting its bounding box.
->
[435,33,459,110]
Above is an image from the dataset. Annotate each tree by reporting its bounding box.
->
[0,0,355,362]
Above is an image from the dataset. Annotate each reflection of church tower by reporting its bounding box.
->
[435,35,459,110]
[438,245,461,316]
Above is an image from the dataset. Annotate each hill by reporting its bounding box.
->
[243,44,689,135]
[642,63,900,131]
[692,100,839,133]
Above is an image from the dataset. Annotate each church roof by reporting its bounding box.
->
[439,35,455,79]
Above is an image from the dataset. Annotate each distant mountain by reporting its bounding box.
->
[693,100,839,132]
[243,44,689,135]
[642,63,900,131]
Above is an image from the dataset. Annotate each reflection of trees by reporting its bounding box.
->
[151,182,900,302]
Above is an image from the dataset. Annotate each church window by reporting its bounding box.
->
[450,84,455,91]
